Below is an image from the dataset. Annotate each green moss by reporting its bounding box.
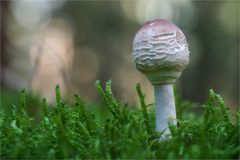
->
[0,82,239,159]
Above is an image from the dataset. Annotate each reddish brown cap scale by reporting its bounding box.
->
[132,19,189,85]
[134,19,187,45]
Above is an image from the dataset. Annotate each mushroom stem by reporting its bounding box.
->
[154,84,176,137]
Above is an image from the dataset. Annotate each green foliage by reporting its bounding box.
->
[136,83,153,135]
[0,83,239,159]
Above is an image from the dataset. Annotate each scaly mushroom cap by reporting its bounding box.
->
[133,19,189,85]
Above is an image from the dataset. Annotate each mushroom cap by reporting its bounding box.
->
[132,19,189,85]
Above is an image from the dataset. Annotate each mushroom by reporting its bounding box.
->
[132,19,189,138]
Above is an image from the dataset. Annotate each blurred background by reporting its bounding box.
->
[1,0,239,110]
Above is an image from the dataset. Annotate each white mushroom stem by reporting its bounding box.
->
[154,84,176,137]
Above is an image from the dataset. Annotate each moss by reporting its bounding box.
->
[0,82,239,159]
